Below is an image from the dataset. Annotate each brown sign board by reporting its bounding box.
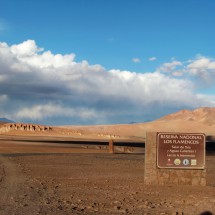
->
[157,133,205,169]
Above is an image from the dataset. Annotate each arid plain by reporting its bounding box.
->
[0,107,215,215]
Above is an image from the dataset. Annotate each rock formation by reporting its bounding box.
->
[0,123,52,134]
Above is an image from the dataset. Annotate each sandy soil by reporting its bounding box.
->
[0,137,214,215]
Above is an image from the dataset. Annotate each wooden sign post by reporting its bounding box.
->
[109,139,114,153]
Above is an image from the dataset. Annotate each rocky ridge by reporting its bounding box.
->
[0,123,52,134]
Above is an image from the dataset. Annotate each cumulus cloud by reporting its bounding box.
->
[11,40,43,57]
[157,56,215,86]
[0,40,214,124]
[132,58,141,63]
[159,60,183,73]
[187,56,215,82]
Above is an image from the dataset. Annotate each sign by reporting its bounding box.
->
[157,133,205,169]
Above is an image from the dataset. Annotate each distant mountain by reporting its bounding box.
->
[157,107,215,126]
[0,117,14,123]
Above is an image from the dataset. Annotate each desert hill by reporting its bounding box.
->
[157,107,215,127]
[0,107,215,139]
[59,107,215,139]
[135,107,215,136]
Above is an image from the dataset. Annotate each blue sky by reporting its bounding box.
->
[0,0,215,125]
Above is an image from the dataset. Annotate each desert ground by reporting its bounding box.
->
[0,107,215,215]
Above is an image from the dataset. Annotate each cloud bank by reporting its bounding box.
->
[0,40,214,125]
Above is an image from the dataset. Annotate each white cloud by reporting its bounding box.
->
[158,56,215,80]
[196,94,215,106]
[108,69,194,105]
[0,40,214,124]
[14,104,97,120]
[149,57,157,61]
[11,40,43,57]
[10,40,76,69]
[187,56,215,81]
[171,71,184,77]
[159,60,183,72]
[132,58,141,63]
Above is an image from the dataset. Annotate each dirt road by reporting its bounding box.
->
[0,152,215,215]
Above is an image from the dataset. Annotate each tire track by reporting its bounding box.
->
[0,155,27,214]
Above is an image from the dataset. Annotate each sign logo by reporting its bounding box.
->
[174,159,181,165]
[191,159,197,166]
[166,158,173,165]
[183,159,189,166]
